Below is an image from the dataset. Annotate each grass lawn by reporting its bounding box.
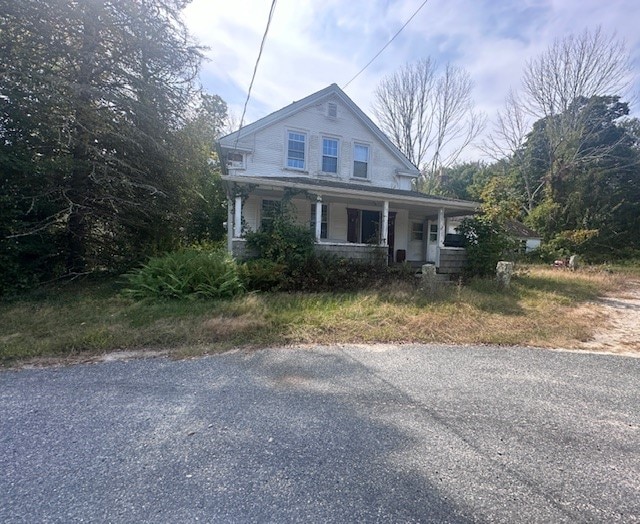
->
[1,265,637,367]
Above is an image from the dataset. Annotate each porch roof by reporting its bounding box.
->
[223,175,479,216]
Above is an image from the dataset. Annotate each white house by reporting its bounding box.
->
[218,84,478,273]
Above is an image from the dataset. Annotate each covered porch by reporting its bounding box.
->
[224,176,477,272]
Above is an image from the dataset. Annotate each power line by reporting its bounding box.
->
[235,0,277,144]
[342,0,429,90]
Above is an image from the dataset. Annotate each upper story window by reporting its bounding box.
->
[227,152,244,169]
[322,138,338,173]
[287,131,306,169]
[353,143,369,179]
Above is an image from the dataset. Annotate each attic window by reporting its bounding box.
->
[227,152,244,169]
[327,102,337,118]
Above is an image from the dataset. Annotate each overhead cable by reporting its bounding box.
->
[342,0,430,90]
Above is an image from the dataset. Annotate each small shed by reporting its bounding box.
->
[505,220,542,253]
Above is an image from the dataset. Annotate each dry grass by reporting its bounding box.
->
[1,264,637,367]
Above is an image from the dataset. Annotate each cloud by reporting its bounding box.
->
[183,0,640,161]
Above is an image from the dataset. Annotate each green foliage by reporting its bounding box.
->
[0,0,223,293]
[123,248,243,300]
[458,216,516,278]
[245,200,315,267]
[239,259,286,292]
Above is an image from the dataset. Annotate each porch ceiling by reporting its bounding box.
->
[223,175,478,217]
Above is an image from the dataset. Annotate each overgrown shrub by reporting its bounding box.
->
[239,259,286,291]
[245,200,315,268]
[282,254,416,292]
[458,215,516,278]
[123,247,243,300]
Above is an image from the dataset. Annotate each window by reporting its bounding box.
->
[327,102,337,118]
[353,144,369,178]
[411,222,424,241]
[310,203,328,239]
[261,199,278,230]
[322,138,338,173]
[287,131,306,169]
[227,152,244,169]
[429,223,438,242]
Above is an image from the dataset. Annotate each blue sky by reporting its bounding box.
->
[184,0,640,159]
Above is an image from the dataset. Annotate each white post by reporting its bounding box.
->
[227,197,233,254]
[381,200,389,246]
[436,207,446,267]
[315,195,322,241]
[234,195,242,238]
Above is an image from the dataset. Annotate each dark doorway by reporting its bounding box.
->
[361,210,380,244]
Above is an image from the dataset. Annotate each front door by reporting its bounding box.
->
[426,221,438,262]
[361,210,380,244]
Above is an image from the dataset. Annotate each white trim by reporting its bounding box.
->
[223,175,479,212]
[218,84,420,176]
[285,128,308,171]
[321,136,340,174]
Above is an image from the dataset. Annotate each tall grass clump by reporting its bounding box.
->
[123,247,243,300]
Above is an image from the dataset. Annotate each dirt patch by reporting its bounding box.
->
[580,280,640,355]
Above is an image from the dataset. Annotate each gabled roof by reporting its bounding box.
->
[504,220,541,239]
[218,83,420,176]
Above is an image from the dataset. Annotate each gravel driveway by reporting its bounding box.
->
[1,344,639,523]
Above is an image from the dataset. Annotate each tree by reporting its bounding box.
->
[372,59,485,190]
[522,95,640,256]
[482,27,634,222]
[175,93,229,243]
[0,0,203,288]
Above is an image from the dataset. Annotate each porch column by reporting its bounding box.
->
[227,197,233,254]
[436,207,446,267]
[381,200,389,246]
[234,195,242,238]
[315,195,322,241]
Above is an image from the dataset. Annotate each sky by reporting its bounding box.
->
[183,0,640,161]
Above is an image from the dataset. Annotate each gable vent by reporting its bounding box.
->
[327,102,337,118]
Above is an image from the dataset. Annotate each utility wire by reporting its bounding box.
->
[234,0,277,147]
[342,0,429,90]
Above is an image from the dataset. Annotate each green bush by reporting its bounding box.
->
[245,200,315,267]
[239,259,286,291]
[123,247,243,300]
[458,216,516,278]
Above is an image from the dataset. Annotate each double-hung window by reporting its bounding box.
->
[322,138,338,173]
[411,222,424,241]
[287,131,306,169]
[353,143,369,178]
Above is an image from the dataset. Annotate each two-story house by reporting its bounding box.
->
[218,83,478,273]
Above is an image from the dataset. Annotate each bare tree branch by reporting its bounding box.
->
[372,58,485,184]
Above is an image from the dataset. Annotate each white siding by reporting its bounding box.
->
[232,97,411,189]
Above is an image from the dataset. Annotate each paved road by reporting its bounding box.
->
[1,345,639,523]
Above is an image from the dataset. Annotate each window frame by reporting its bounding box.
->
[353,143,369,179]
[321,137,339,174]
[411,222,424,241]
[226,151,245,170]
[260,199,279,230]
[286,130,307,171]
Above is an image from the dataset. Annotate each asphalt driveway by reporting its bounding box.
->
[1,344,639,523]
